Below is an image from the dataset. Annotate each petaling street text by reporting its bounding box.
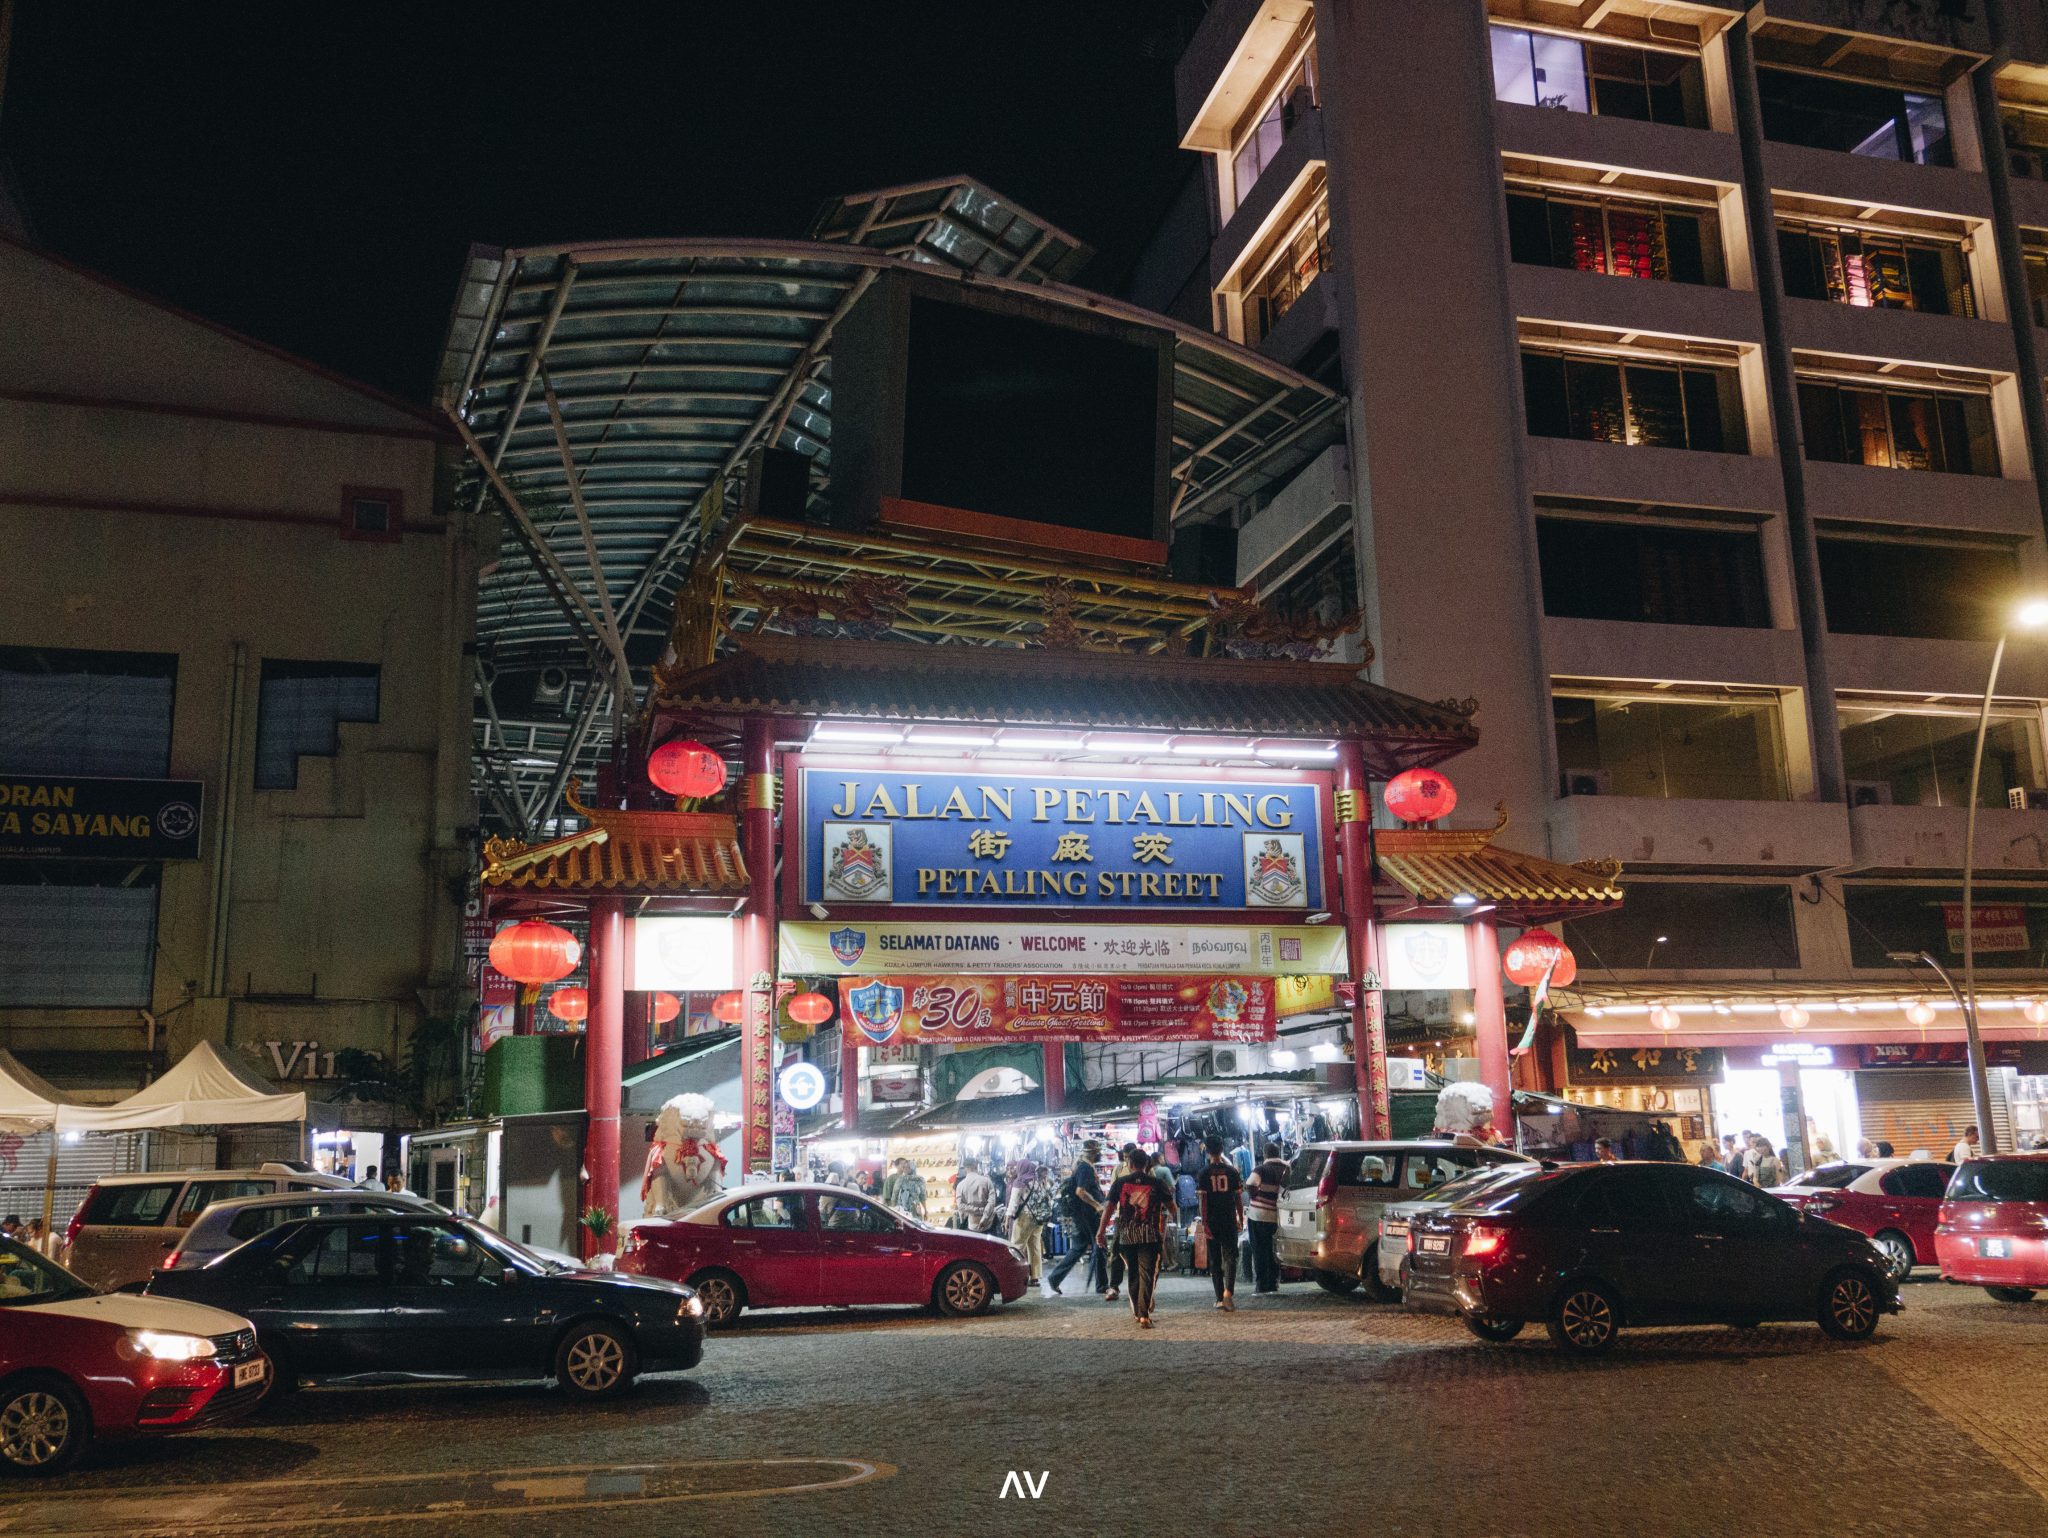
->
[828,781,1296,829]
[914,866,1227,900]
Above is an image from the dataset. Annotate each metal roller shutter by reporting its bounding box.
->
[1854,1069,2013,1156]
[0,1130,151,1227]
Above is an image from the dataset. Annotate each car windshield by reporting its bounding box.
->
[0,1239,94,1306]
[1786,1163,1869,1189]
[1950,1159,2048,1203]
[462,1222,561,1273]
[1411,1168,1513,1208]
[1445,1166,1568,1216]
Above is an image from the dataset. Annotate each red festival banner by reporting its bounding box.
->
[836,974,1277,1047]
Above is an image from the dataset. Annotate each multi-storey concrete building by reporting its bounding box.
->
[1150,0,2048,1155]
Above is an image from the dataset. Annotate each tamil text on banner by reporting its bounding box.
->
[795,765,1325,909]
[779,920,1346,976]
[837,974,1278,1046]
[1943,902,2030,955]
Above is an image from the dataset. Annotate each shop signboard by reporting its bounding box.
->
[0,774,204,860]
[791,763,1326,910]
[836,973,1278,1047]
[1275,973,1337,1017]
[1860,1042,2026,1068]
[869,1073,921,1104]
[1380,924,1471,991]
[1943,903,2030,955]
[1566,1043,1724,1084]
[779,920,1345,976]
[629,917,737,991]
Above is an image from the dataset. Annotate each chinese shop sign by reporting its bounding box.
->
[794,765,1325,910]
[836,973,1278,1046]
[1566,1044,1724,1084]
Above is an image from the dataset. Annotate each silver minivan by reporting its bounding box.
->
[1275,1139,1533,1296]
[63,1163,357,1289]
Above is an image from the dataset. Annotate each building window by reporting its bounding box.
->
[0,648,176,778]
[1840,697,2046,810]
[1554,685,1790,801]
[1796,379,1997,475]
[1756,67,1951,166]
[0,864,159,1007]
[1537,513,1768,628]
[255,661,380,790]
[1818,533,2018,640]
[1239,177,1331,345]
[1506,187,1723,285]
[1490,26,1707,128]
[2000,104,2048,181]
[340,485,404,543]
[1521,349,1743,452]
[1778,221,1973,316]
[1844,884,2048,969]
[1230,36,1318,207]
[1563,881,1801,971]
[2021,234,2048,328]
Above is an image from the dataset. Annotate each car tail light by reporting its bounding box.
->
[1805,1196,1840,1216]
[1314,1159,1338,1212]
[63,1205,86,1250]
[163,1250,182,1270]
[1463,1224,1507,1260]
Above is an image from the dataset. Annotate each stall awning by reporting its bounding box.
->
[482,804,748,897]
[653,633,1477,774]
[1376,808,1623,922]
[0,1050,81,1133]
[62,1042,306,1132]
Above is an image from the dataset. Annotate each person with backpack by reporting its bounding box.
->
[1097,1147,1170,1328]
[1174,1163,1201,1273]
[1042,1141,1105,1298]
[1243,1141,1289,1294]
[954,1157,1000,1233]
[1006,1160,1054,1286]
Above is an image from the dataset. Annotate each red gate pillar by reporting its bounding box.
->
[585,894,624,1256]
[740,716,778,1178]
[840,1031,860,1128]
[1041,1042,1065,1113]
[1466,917,1513,1138]
[1337,740,1391,1140]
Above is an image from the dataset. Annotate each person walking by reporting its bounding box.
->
[1725,1133,1751,1179]
[954,1158,1000,1234]
[1749,1138,1786,1188]
[1196,1134,1244,1311]
[1950,1125,1981,1165]
[1006,1160,1051,1287]
[1042,1141,1104,1298]
[1174,1162,1201,1274]
[881,1156,927,1220]
[1100,1145,1139,1301]
[1098,1148,1170,1328]
[1243,1142,1287,1295]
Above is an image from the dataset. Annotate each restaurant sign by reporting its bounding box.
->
[794,765,1325,909]
[1860,1042,2026,1068]
[836,973,1279,1046]
[1566,1043,1723,1084]
[779,920,1346,976]
[0,774,204,860]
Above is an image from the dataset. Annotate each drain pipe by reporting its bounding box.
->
[206,643,247,1010]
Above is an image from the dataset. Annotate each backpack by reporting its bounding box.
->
[1026,1181,1056,1224]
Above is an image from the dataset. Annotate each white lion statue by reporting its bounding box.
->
[1433,1081,1498,1142]
[641,1092,727,1217]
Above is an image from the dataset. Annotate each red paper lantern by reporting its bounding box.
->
[1384,767,1457,825]
[647,739,728,800]
[1503,929,1573,988]
[787,991,835,1027]
[650,991,682,1026]
[488,919,581,985]
[712,990,746,1024]
[548,985,590,1024]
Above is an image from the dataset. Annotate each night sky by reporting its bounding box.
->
[3,2,1203,401]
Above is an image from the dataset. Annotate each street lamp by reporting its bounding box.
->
[1936,595,2048,1155]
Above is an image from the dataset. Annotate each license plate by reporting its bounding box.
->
[233,1359,265,1389]
[1384,1222,1409,1239]
[1285,1211,1307,1228]
[1420,1235,1450,1255]
[1981,1238,2013,1259]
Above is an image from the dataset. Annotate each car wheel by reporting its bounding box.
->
[0,1377,89,1476]
[1465,1314,1524,1343]
[1313,1272,1360,1296]
[254,1345,298,1407]
[1818,1268,1882,1341]
[554,1321,638,1400]
[687,1269,746,1328]
[1872,1230,1916,1283]
[935,1261,995,1317]
[1986,1285,2038,1303]
[1360,1266,1400,1304]
[1547,1282,1621,1355]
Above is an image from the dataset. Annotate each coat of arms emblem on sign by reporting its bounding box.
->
[823,823,891,900]
[1244,833,1306,907]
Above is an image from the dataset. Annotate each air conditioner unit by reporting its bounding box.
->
[1213,1048,1243,1076]
[1848,780,1894,808]
[534,665,570,704]
[1561,769,1611,798]
[2011,787,2048,811]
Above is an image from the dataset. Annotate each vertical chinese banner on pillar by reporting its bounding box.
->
[746,979,774,1174]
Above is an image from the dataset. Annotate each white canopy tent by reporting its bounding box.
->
[0,1049,81,1134]
[59,1041,308,1132]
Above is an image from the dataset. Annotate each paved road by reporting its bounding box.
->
[4,1275,2046,1537]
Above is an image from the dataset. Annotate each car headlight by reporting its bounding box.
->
[1007,1244,1026,1263]
[683,1295,705,1319]
[128,1330,217,1361]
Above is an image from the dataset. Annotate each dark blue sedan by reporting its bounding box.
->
[146,1213,703,1399]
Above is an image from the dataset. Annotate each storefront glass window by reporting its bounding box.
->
[1843,884,2048,969]
[1562,881,1800,971]
[1839,701,2045,809]
[1553,688,1790,801]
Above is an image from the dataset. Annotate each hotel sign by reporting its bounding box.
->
[0,774,205,860]
[779,920,1347,976]
[793,765,1326,910]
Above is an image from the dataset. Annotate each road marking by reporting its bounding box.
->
[1,1457,895,1535]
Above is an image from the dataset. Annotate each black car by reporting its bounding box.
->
[1403,1162,1898,1354]
[146,1213,704,1398]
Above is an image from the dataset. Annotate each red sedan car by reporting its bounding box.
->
[1936,1154,2048,1302]
[0,1238,266,1474]
[618,1183,1029,1327]
[1770,1157,1954,1281]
